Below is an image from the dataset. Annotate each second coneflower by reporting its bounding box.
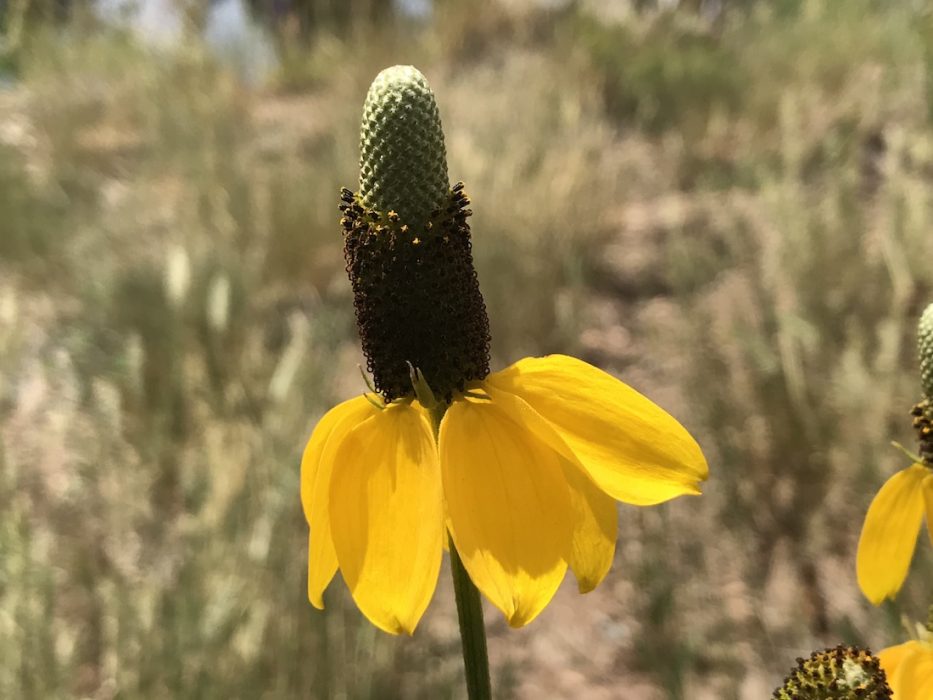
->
[875,608,933,700]
[857,302,933,605]
[300,66,708,640]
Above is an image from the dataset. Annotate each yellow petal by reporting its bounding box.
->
[856,464,928,605]
[890,642,933,698]
[561,458,617,593]
[300,395,377,522]
[439,397,572,628]
[476,385,617,590]
[924,473,933,546]
[879,641,924,689]
[305,532,326,609]
[329,401,443,635]
[485,355,708,506]
[300,395,378,609]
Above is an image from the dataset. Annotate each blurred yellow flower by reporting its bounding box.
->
[301,354,708,635]
[879,640,933,698]
[856,463,933,605]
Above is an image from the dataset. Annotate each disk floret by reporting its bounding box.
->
[772,646,892,699]
[341,183,490,402]
[910,399,933,466]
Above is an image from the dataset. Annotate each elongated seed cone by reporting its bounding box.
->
[359,65,449,228]
[772,646,891,699]
[920,302,933,399]
[341,66,491,402]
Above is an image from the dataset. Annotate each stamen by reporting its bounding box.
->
[363,393,385,411]
[358,364,377,394]
[891,440,924,465]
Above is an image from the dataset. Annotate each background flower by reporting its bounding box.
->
[879,640,933,699]
[857,463,933,605]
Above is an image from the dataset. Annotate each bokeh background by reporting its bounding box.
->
[2,0,933,697]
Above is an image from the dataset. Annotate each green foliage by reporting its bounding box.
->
[576,12,745,136]
[0,142,67,263]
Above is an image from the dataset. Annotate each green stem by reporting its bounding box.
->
[424,401,491,699]
[449,539,492,700]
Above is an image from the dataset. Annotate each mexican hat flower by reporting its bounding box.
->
[857,303,933,605]
[877,613,933,700]
[772,645,892,699]
[878,642,933,698]
[300,65,708,635]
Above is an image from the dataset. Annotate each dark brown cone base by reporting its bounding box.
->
[910,399,933,465]
[341,183,491,403]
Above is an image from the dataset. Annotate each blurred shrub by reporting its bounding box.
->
[0,141,67,264]
[244,0,394,39]
[575,11,745,136]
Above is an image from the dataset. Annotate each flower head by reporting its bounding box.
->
[857,303,933,605]
[343,66,490,403]
[301,65,708,634]
[878,613,933,700]
[772,645,892,699]
[857,461,933,605]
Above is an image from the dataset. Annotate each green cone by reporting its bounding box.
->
[919,302,933,399]
[359,65,449,227]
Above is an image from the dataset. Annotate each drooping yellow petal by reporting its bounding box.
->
[305,532,328,610]
[328,401,443,635]
[485,354,708,506]
[300,395,378,609]
[439,396,572,628]
[889,642,933,698]
[477,384,617,590]
[878,641,924,687]
[300,395,377,522]
[856,464,928,605]
[561,458,617,593]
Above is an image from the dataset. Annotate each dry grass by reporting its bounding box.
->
[2,1,933,698]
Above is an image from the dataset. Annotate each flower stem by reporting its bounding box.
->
[449,538,492,700]
[425,401,491,699]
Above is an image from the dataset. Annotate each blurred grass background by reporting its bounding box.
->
[2,0,933,697]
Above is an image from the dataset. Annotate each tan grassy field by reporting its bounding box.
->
[2,1,933,697]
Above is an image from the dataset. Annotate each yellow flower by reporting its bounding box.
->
[302,65,708,636]
[878,640,933,698]
[300,354,708,634]
[856,463,933,605]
